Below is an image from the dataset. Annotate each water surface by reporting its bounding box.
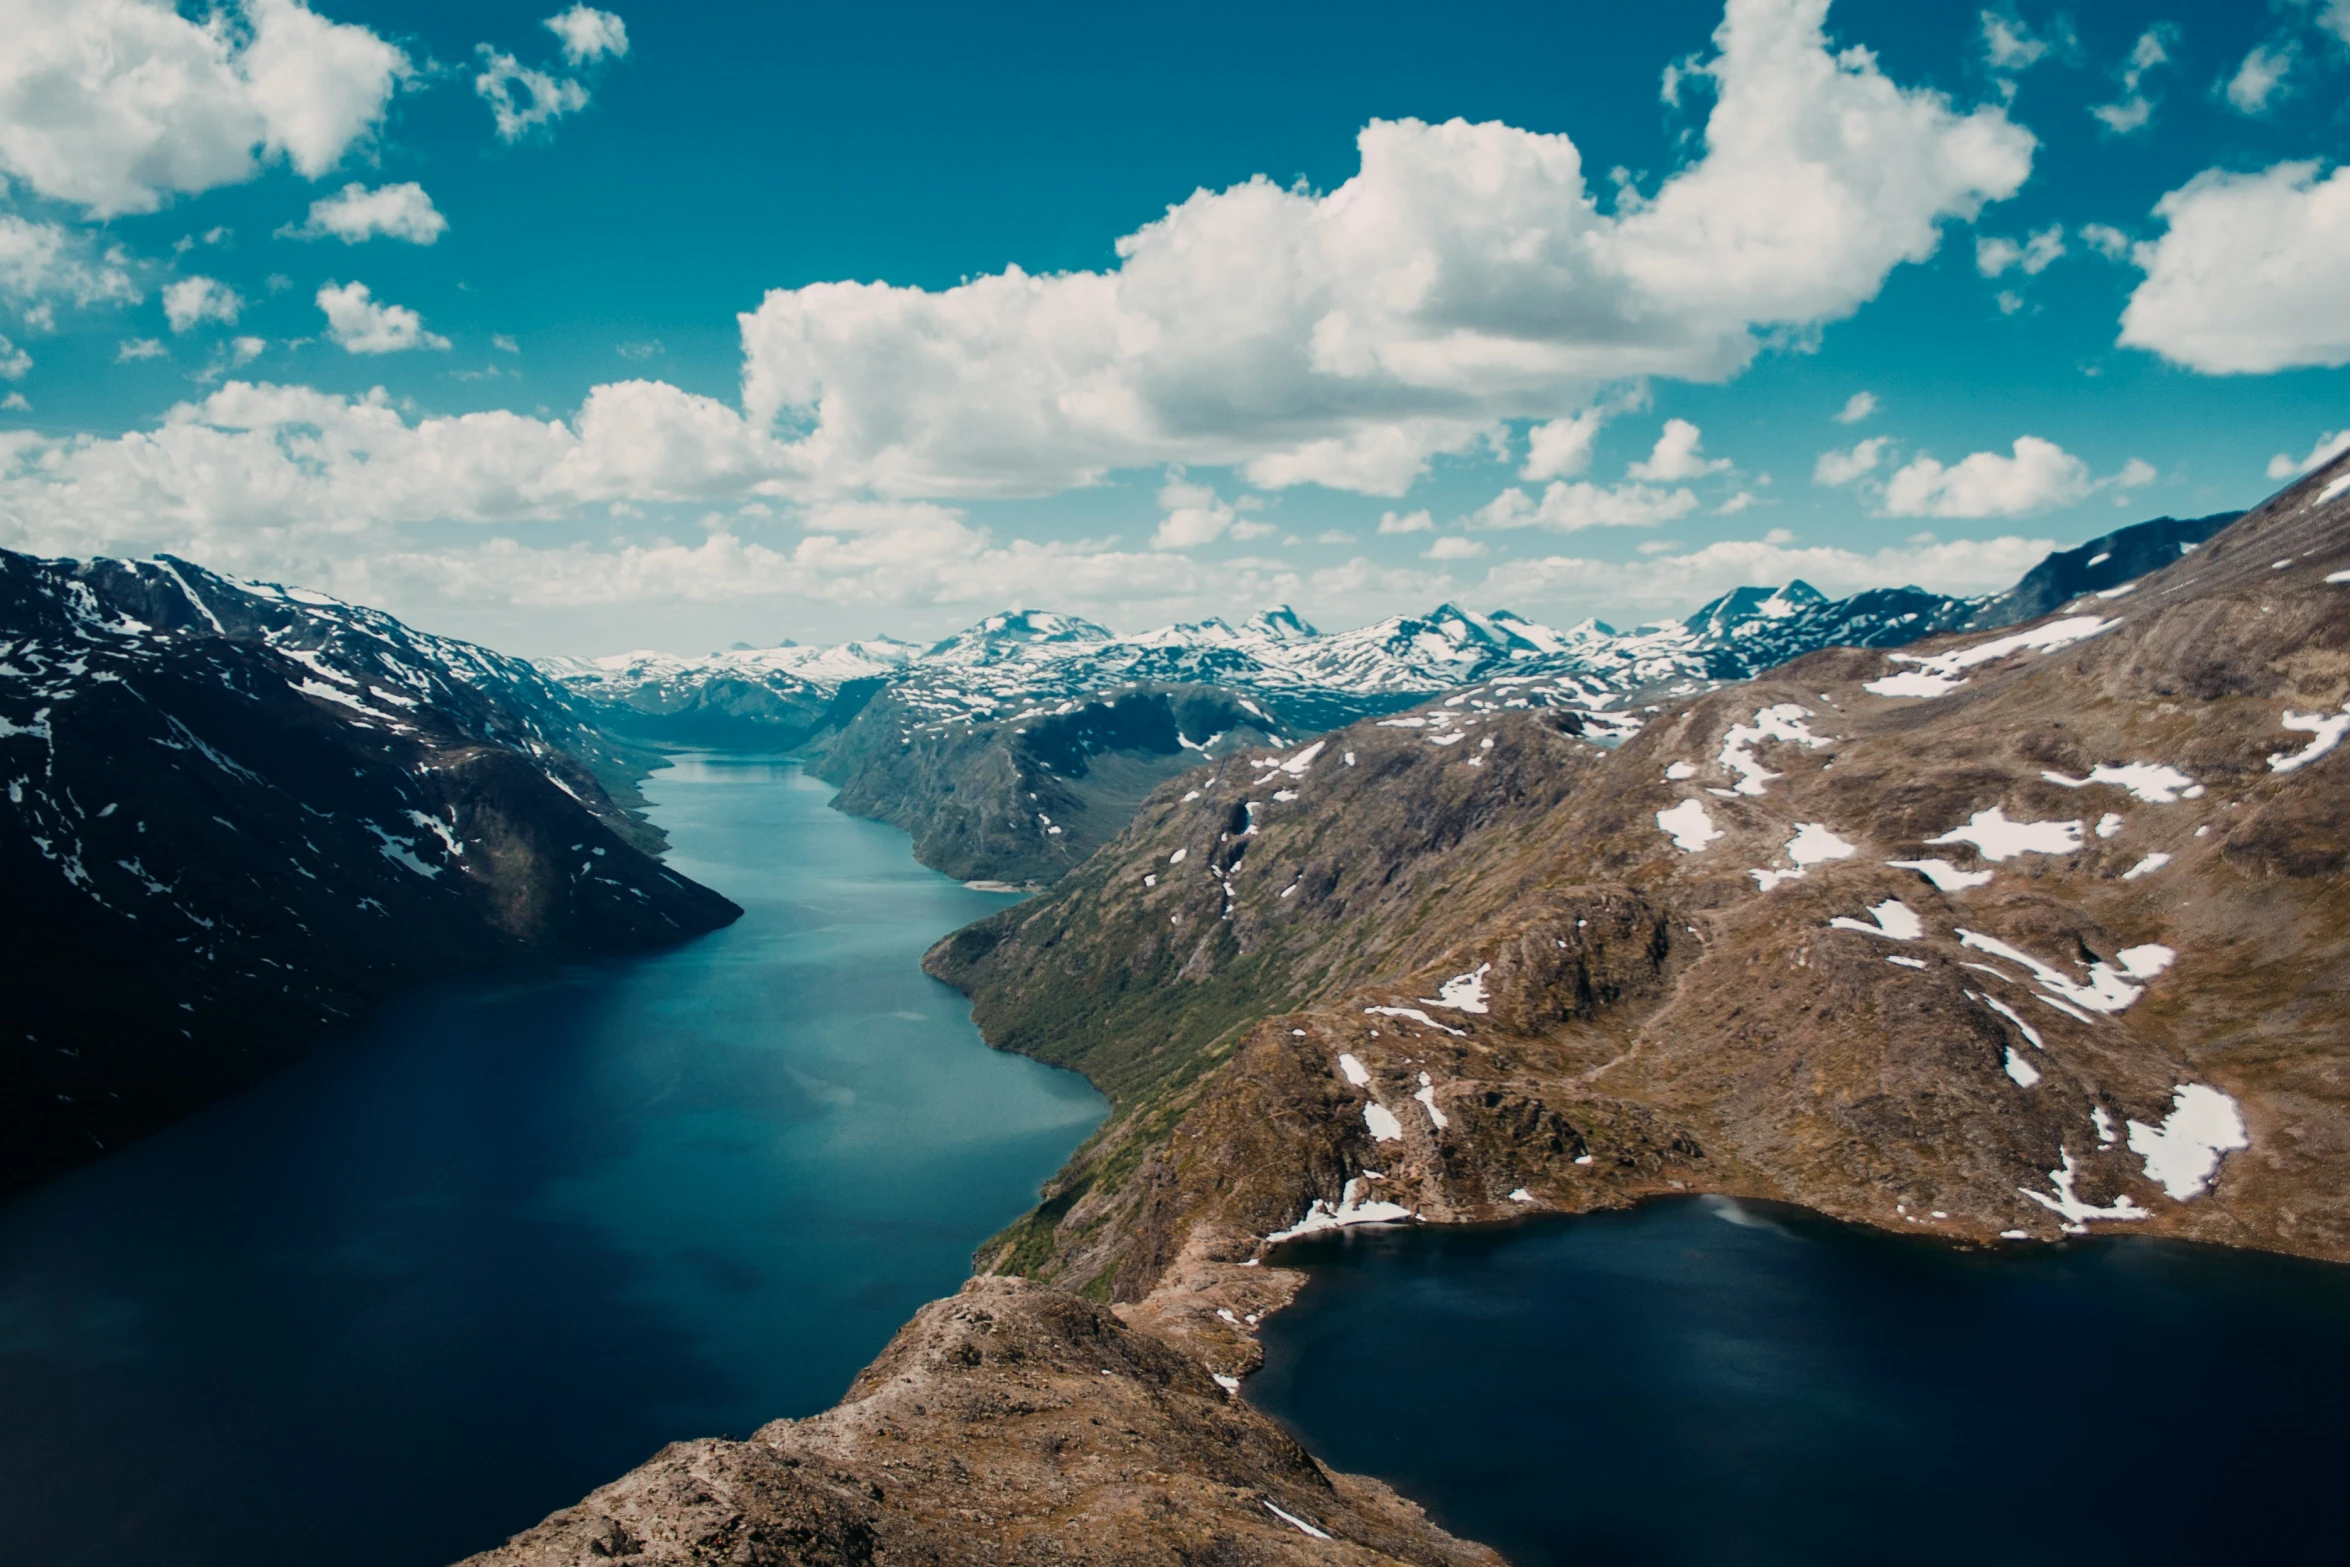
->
[1249,1197,2350,1566]
[0,757,1104,1567]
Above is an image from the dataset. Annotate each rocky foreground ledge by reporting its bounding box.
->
[460,1276,1495,1567]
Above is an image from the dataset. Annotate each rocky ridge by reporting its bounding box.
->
[0,550,741,1192]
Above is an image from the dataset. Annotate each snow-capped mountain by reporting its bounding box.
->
[0,550,739,1193]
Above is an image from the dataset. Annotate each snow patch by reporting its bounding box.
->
[2019,1150,2150,1231]
[2038,763,2199,803]
[1665,760,1697,780]
[1956,930,2160,1015]
[1364,1103,1405,1142]
[2268,705,2350,774]
[1828,898,1922,940]
[2120,853,2171,881]
[1420,962,1490,1014]
[1717,703,1828,796]
[1656,799,1720,852]
[1265,1176,1413,1243]
[1363,1005,1466,1037]
[1928,807,2082,861]
[1337,1053,1372,1087]
[1887,857,1994,891]
[2126,1085,2249,1201]
[1865,616,2121,700]
[1414,1072,1449,1129]
[2004,1049,2042,1088]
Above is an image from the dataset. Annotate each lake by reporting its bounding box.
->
[1248,1196,2350,1567]
[0,757,1105,1567]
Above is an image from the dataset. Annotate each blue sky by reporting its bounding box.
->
[1,0,2346,654]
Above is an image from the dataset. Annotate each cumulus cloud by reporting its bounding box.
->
[1521,410,1602,481]
[295,182,448,244]
[1376,509,1434,534]
[1978,9,2049,73]
[1976,225,2064,277]
[0,0,409,217]
[0,214,139,308]
[475,49,592,140]
[545,6,630,64]
[2223,42,2298,115]
[115,337,168,361]
[2092,28,2174,136]
[2119,162,2350,374]
[0,334,30,381]
[1474,480,1701,532]
[1152,477,1237,549]
[317,281,450,354]
[1879,436,2109,518]
[1627,418,1731,481]
[1833,391,1876,423]
[0,377,805,568]
[2268,430,2350,479]
[2078,222,2131,260]
[163,275,243,333]
[1425,535,1487,560]
[1814,435,1891,485]
[735,0,2032,497]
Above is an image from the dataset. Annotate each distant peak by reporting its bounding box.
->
[1246,604,1319,640]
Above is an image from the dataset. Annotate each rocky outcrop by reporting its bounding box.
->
[0,550,740,1192]
[459,1276,1500,1567]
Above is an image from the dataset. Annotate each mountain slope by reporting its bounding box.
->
[925,461,2349,1319]
[0,551,741,1192]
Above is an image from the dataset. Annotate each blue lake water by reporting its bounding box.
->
[0,757,1105,1567]
[1249,1197,2350,1567]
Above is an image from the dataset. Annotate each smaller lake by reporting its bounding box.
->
[1250,1197,2350,1567]
[0,758,1105,1567]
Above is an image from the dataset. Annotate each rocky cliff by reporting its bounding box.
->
[0,551,741,1193]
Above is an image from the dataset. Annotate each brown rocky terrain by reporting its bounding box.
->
[461,457,2350,1564]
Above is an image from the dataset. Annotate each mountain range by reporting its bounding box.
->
[547,510,2237,884]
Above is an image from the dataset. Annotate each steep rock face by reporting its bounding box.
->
[0,551,741,1192]
[458,1276,1499,1567]
[930,460,2350,1316]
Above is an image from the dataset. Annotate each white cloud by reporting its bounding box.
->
[1833,391,1876,423]
[1424,535,1487,561]
[475,47,592,141]
[1978,10,2048,72]
[1495,531,2057,623]
[2118,162,2350,374]
[735,0,2032,498]
[1,392,28,411]
[1521,410,1602,481]
[2091,28,2173,136]
[297,182,448,245]
[1474,480,1701,532]
[2224,43,2297,115]
[1152,476,1236,549]
[116,337,167,361]
[1376,508,1434,534]
[1627,418,1731,481]
[0,214,139,308]
[544,6,630,64]
[0,334,29,380]
[1814,435,1891,485]
[317,281,451,354]
[1975,224,2064,277]
[2268,430,2350,479]
[163,275,243,333]
[2078,223,2131,261]
[0,0,409,217]
[1880,436,2094,518]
